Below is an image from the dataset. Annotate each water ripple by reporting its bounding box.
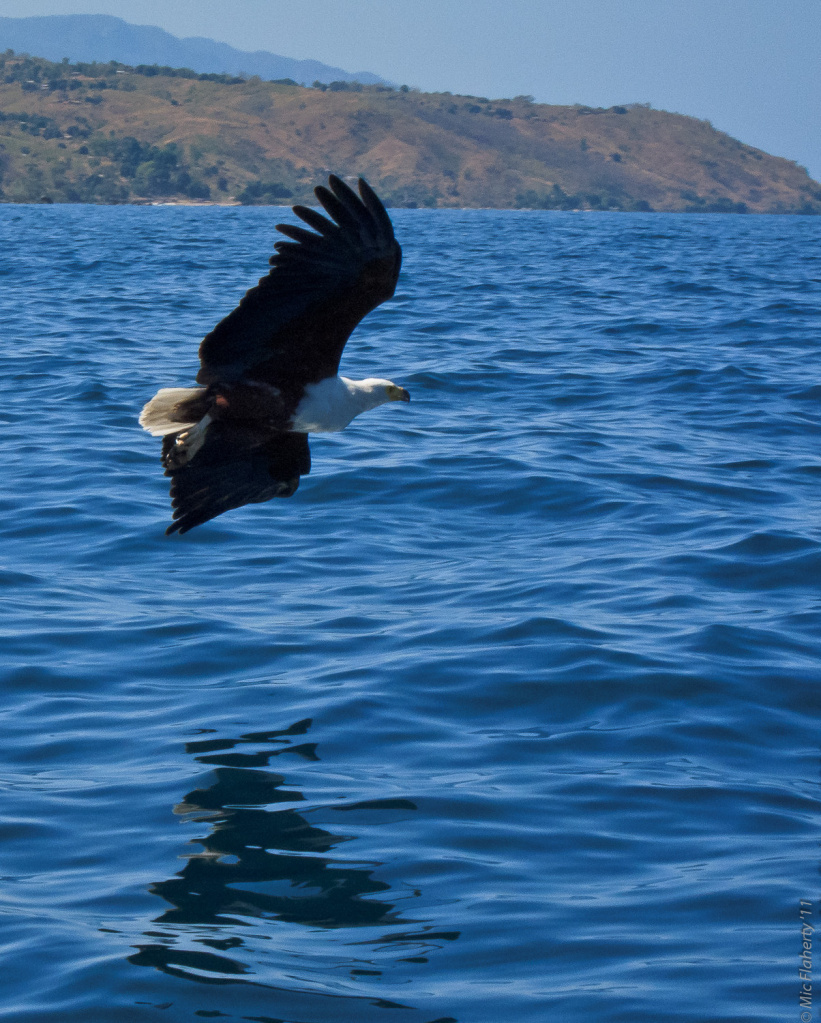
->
[0,206,818,1023]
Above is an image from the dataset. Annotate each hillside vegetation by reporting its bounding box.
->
[1,52,819,212]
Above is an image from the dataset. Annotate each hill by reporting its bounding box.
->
[0,52,818,212]
[0,14,387,86]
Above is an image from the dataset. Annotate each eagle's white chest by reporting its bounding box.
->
[290,376,370,433]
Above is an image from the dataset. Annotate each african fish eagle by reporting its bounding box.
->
[139,175,408,534]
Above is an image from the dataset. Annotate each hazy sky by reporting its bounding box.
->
[1,0,819,180]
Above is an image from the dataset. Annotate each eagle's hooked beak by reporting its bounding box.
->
[388,385,411,402]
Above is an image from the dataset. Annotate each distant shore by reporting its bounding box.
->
[0,51,818,213]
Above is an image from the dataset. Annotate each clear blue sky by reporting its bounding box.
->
[2,0,819,181]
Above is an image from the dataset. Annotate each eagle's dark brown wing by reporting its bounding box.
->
[164,426,311,535]
[196,176,401,390]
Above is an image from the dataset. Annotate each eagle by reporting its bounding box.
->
[139,175,407,535]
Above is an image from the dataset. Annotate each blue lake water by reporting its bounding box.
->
[0,204,819,1023]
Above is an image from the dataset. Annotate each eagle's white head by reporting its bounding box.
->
[354,377,411,406]
[291,375,410,433]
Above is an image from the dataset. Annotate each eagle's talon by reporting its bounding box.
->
[163,434,191,469]
[163,416,212,469]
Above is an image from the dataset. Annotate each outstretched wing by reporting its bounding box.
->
[196,176,402,389]
[164,426,311,535]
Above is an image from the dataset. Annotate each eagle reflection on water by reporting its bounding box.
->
[128,718,458,1012]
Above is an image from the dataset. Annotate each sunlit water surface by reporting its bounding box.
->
[1,205,819,1023]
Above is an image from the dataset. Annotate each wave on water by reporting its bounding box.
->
[0,205,819,1022]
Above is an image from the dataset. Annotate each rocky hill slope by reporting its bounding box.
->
[0,53,818,212]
